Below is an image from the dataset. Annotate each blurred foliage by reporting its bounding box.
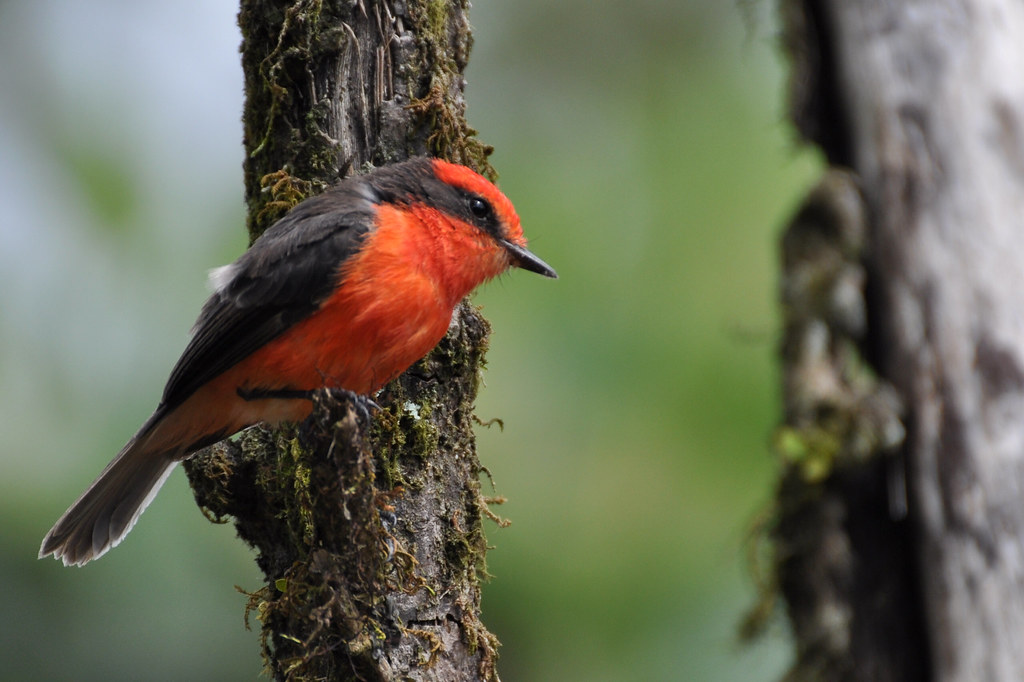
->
[0,0,818,680]
[467,3,820,679]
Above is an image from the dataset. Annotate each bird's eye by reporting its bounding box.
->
[469,196,492,219]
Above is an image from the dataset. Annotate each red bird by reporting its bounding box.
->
[40,157,556,566]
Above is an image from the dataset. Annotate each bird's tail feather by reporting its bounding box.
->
[39,434,179,567]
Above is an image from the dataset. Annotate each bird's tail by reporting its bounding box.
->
[39,432,179,567]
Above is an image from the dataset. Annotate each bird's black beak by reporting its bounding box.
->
[502,240,558,279]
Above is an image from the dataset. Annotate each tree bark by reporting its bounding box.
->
[760,1,1024,680]
[181,2,501,679]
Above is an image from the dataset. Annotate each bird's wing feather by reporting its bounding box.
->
[159,188,376,412]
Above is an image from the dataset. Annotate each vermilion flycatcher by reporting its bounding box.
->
[40,157,556,566]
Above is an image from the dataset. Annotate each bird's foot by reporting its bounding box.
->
[316,388,380,428]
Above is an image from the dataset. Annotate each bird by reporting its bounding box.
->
[39,156,556,566]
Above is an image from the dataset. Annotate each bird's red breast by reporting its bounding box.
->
[222,196,512,402]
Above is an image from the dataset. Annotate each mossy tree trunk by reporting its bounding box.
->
[758,1,1024,680]
[181,1,502,679]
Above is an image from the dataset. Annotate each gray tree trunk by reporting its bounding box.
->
[764,1,1024,680]
[181,2,502,679]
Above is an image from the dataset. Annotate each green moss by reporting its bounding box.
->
[241,397,404,679]
[406,0,495,177]
[405,406,440,458]
[423,0,449,37]
[370,405,407,489]
[286,436,316,547]
[238,0,346,240]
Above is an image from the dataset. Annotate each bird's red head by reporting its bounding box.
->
[425,159,556,279]
[430,160,523,242]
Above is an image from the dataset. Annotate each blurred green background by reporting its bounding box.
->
[0,1,819,680]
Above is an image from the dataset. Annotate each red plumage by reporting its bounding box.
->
[40,157,555,566]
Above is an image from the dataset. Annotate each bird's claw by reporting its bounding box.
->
[316,388,379,426]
